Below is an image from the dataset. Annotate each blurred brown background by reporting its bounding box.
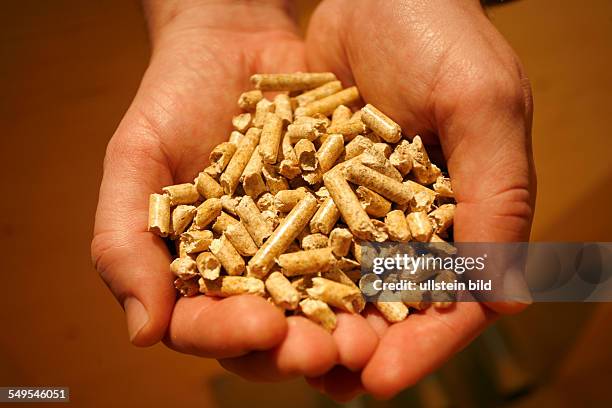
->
[0,0,611,407]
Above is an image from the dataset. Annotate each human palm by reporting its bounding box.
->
[93,0,535,402]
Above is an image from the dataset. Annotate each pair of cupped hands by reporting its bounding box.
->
[92,0,535,401]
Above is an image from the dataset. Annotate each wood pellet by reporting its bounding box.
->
[147,72,457,331]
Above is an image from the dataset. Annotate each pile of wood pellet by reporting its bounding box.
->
[147,72,456,330]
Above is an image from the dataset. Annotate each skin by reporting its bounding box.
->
[92,0,535,402]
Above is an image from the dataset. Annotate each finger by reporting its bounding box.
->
[165,294,287,359]
[362,304,390,338]
[219,316,338,381]
[92,128,176,346]
[321,366,364,403]
[362,303,494,399]
[332,312,379,371]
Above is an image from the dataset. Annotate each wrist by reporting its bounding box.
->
[142,0,296,47]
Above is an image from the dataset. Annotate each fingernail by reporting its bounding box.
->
[124,297,149,343]
[504,268,533,304]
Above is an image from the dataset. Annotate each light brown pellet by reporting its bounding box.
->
[385,210,412,242]
[404,180,437,213]
[224,221,258,256]
[253,98,275,128]
[374,301,409,323]
[304,133,345,185]
[345,163,413,205]
[194,198,222,229]
[148,193,171,237]
[256,192,276,212]
[406,211,434,242]
[259,112,284,164]
[170,257,198,280]
[286,119,326,143]
[300,86,360,117]
[295,80,343,107]
[356,186,392,218]
[329,228,353,257]
[265,271,300,310]
[247,193,319,278]
[228,131,244,147]
[238,89,263,111]
[199,276,265,297]
[433,176,454,198]
[294,139,317,171]
[277,247,336,277]
[389,140,413,176]
[241,145,268,198]
[220,128,261,195]
[232,113,252,133]
[251,72,337,92]
[360,147,403,182]
[207,142,237,177]
[306,277,362,314]
[330,104,353,126]
[195,172,224,199]
[162,183,199,206]
[180,230,213,254]
[299,298,337,332]
[309,197,340,235]
[174,278,199,297]
[273,93,293,124]
[278,134,301,179]
[209,236,245,276]
[300,233,329,251]
[429,204,455,234]
[261,164,289,194]
[408,136,441,185]
[361,104,402,143]
[327,119,366,141]
[344,135,374,160]
[170,205,197,238]
[323,169,382,241]
[211,211,237,235]
[321,269,365,313]
[274,189,307,212]
[195,252,221,280]
[235,196,273,247]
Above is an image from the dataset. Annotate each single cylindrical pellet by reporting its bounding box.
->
[181,230,213,254]
[224,221,259,256]
[195,172,224,199]
[209,236,245,276]
[208,142,237,175]
[148,193,171,237]
[408,136,441,185]
[323,170,382,241]
[316,133,345,173]
[433,176,454,198]
[260,112,284,164]
[345,163,413,205]
[321,269,365,313]
[374,301,409,323]
[330,104,353,127]
[274,189,307,212]
[170,205,197,238]
[236,196,273,246]
[361,104,402,143]
[277,247,336,277]
[238,89,263,111]
[327,120,366,141]
[344,135,374,160]
[306,277,362,313]
[404,180,437,213]
[389,140,413,176]
[329,228,353,257]
[251,72,337,91]
[406,211,433,242]
[253,98,275,128]
[232,113,252,133]
[294,139,317,171]
[199,276,265,297]
[194,198,222,229]
[220,127,260,195]
[212,211,238,235]
[228,131,244,147]
[429,204,455,233]
[300,87,360,117]
[295,80,343,107]
[309,197,340,235]
[299,298,337,332]
[356,186,392,218]
[162,183,199,206]
[265,271,300,310]
[300,233,329,251]
[170,257,198,280]
[247,193,319,278]
[241,145,267,198]
[385,210,412,242]
[273,93,293,124]
[195,252,221,280]
[286,120,325,143]
[220,194,239,216]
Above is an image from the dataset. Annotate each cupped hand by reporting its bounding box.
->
[305,0,535,400]
[92,0,379,383]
